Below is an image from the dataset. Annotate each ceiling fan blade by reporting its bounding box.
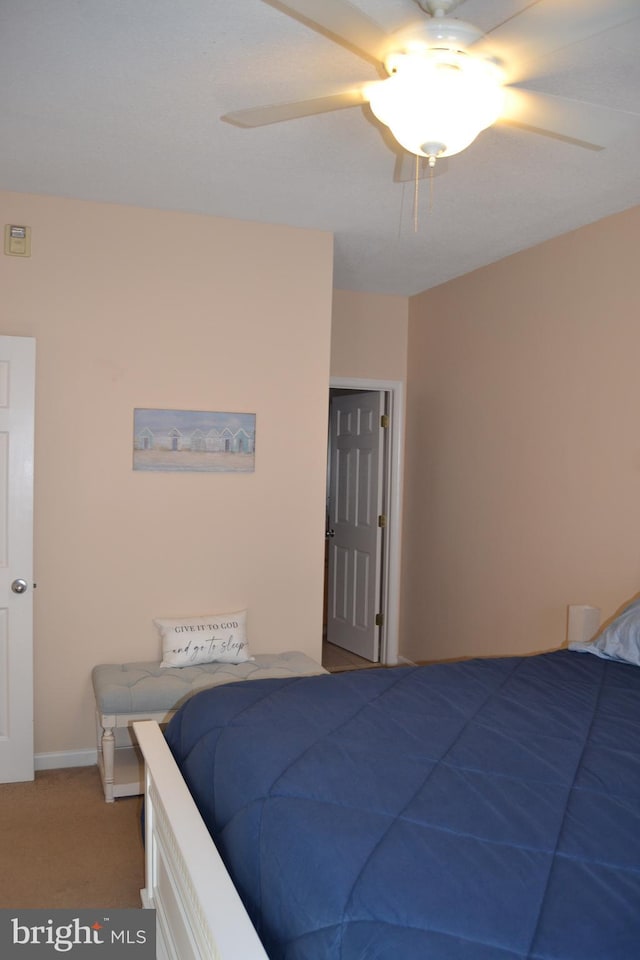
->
[222,88,369,128]
[501,87,640,149]
[486,0,640,83]
[263,0,389,64]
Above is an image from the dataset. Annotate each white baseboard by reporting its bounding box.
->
[35,748,97,771]
[397,655,417,666]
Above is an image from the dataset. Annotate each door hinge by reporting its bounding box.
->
[375,613,384,627]
[381,414,389,429]
[378,514,387,528]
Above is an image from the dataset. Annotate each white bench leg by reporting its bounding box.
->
[94,705,172,803]
[101,723,116,803]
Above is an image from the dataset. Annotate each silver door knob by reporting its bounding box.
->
[11,579,28,594]
[325,528,335,539]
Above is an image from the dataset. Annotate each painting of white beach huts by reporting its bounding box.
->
[133,409,255,472]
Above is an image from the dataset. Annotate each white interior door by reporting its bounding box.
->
[0,336,35,783]
[326,391,384,661]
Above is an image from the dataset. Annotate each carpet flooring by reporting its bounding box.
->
[0,765,144,908]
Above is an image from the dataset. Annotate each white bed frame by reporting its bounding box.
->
[132,605,601,960]
[133,720,269,960]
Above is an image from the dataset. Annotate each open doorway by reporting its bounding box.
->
[322,378,404,672]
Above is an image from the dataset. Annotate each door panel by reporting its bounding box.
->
[326,391,384,661]
[0,336,35,783]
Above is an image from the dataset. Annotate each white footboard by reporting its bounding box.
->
[133,720,269,960]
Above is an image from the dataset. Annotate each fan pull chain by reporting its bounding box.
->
[429,160,435,212]
[398,181,407,238]
[413,154,420,233]
[411,155,436,233]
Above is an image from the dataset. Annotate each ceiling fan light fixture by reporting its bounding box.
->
[368,51,504,159]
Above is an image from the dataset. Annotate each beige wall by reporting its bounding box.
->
[331,289,408,382]
[402,205,640,662]
[1,191,333,756]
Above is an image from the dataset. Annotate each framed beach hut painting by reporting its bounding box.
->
[133,409,256,473]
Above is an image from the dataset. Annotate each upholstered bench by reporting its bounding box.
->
[92,651,327,802]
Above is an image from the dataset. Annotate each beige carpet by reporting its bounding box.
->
[0,765,144,908]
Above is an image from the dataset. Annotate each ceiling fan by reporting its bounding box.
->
[222,0,640,166]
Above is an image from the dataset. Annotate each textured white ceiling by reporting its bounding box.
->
[1,0,639,295]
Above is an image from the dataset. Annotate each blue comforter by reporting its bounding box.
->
[164,650,640,959]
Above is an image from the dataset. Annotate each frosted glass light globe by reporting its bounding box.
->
[369,51,504,160]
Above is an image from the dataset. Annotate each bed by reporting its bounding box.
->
[133,603,640,960]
